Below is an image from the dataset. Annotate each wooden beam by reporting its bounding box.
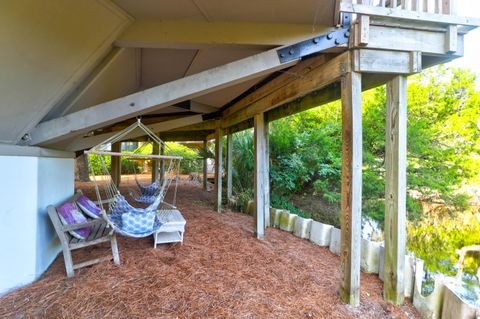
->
[58,115,205,152]
[203,139,208,191]
[339,71,362,306]
[223,54,332,117]
[158,131,213,142]
[152,140,159,183]
[352,49,422,74]
[27,47,299,146]
[190,101,220,114]
[111,142,122,187]
[384,75,407,305]
[254,113,268,239]
[115,19,329,49]
[340,2,480,27]
[264,119,271,228]
[214,125,223,212]
[159,143,165,183]
[226,134,233,200]
[222,52,349,129]
[351,24,464,56]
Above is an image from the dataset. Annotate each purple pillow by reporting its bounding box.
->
[76,195,102,219]
[57,202,92,240]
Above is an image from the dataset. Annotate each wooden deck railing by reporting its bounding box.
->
[364,0,456,15]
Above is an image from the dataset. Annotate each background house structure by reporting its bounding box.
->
[0,0,479,308]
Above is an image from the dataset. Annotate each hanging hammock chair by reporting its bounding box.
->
[86,119,182,238]
[125,142,164,204]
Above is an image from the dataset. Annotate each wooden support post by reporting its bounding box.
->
[203,139,208,191]
[254,113,268,239]
[159,143,165,182]
[214,126,223,212]
[264,119,271,227]
[152,141,159,183]
[226,134,233,201]
[111,142,122,187]
[340,70,362,306]
[384,75,408,305]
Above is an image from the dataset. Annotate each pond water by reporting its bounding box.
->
[421,272,480,308]
[454,277,480,308]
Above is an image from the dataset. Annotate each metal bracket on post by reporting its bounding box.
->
[277,14,352,64]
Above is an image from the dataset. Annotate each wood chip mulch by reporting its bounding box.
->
[0,179,420,318]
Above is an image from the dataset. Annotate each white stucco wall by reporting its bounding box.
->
[0,146,74,295]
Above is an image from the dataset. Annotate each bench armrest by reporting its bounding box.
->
[62,219,106,232]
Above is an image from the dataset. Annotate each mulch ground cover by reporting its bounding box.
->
[0,178,419,318]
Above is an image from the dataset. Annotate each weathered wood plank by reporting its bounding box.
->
[223,54,330,117]
[222,52,349,129]
[340,70,362,306]
[254,113,268,239]
[111,142,121,187]
[203,139,208,191]
[152,140,159,183]
[60,114,204,152]
[352,24,464,56]
[226,134,233,200]
[214,125,223,212]
[352,49,422,74]
[264,119,270,228]
[384,75,407,305]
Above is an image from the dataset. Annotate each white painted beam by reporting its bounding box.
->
[27,48,298,146]
[56,115,204,152]
[115,20,329,49]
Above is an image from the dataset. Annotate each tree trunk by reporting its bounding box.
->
[75,154,90,182]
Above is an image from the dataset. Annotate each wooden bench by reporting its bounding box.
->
[47,190,120,277]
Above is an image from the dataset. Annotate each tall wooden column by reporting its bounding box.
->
[384,75,407,305]
[159,143,165,182]
[214,127,223,212]
[151,141,159,183]
[254,113,269,239]
[203,139,208,191]
[226,134,233,201]
[264,119,270,227]
[339,71,362,306]
[111,142,122,187]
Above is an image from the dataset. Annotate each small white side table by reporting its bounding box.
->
[153,209,186,248]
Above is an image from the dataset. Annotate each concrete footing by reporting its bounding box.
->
[329,227,341,256]
[309,221,333,247]
[269,208,282,228]
[360,239,382,274]
[279,211,297,232]
[293,216,312,239]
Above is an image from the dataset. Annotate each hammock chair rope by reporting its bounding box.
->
[86,119,183,238]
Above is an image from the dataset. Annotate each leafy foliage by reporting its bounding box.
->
[229,66,480,275]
